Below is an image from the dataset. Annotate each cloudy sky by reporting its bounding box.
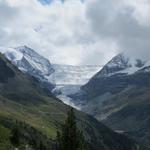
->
[0,0,150,65]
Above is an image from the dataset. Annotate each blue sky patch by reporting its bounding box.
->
[38,0,65,5]
[38,0,53,5]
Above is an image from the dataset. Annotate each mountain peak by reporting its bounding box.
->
[16,45,29,49]
[15,46,41,57]
[95,53,148,78]
[0,46,54,81]
[106,53,130,69]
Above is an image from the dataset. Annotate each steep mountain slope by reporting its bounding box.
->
[82,54,150,100]
[76,53,150,147]
[49,64,100,108]
[103,87,150,147]
[0,53,145,150]
[0,46,54,90]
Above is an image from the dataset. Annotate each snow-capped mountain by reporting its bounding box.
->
[69,53,150,113]
[95,53,150,78]
[80,53,150,102]
[0,46,55,91]
[71,52,150,120]
[0,46,101,108]
[0,46,54,81]
[75,53,150,148]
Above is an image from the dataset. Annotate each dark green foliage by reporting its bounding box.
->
[56,131,62,150]
[57,108,86,150]
[0,119,55,150]
[0,56,15,83]
[13,121,55,150]
[77,131,87,150]
[0,124,13,150]
[10,122,21,147]
[62,108,77,150]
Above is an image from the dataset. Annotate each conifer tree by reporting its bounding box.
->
[57,107,86,150]
[10,123,21,148]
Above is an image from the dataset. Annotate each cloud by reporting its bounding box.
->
[1,0,149,65]
[0,0,118,65]
[86,0,150,60]
[38,0,52,5]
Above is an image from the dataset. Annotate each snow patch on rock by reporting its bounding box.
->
[96,53,150,78]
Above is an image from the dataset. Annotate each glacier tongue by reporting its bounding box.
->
[57,94,80,110]
[49,64,101,109]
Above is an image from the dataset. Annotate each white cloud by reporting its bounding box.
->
[1,0,149,65]
[86,0,150,61]
[0,0,118,65]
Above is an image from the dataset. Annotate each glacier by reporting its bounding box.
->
[1,46,150,109]
[48,64,101,108]
[0,46,101,108]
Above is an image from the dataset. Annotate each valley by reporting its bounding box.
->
[1,1,150,149]
[0,46,150,149]
[49,64,101,108]
[0,46,101,108]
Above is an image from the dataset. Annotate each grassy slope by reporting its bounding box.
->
[0,54,148,150]
[0,124,13,150]
[102,87,150,148]
[80,65,150,148]
[84,85,150,147]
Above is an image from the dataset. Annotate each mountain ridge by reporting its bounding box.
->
[0,52,146,150]
[72,53,150,148]
[0,46,101,107]
[1,46,150,148]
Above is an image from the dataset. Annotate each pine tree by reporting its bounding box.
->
[57,107,86,150]
[77,131,86,150]
[10,123,21,148]
[56,131,62,150]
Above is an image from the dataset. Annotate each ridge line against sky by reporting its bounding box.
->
[0,0,150,65]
